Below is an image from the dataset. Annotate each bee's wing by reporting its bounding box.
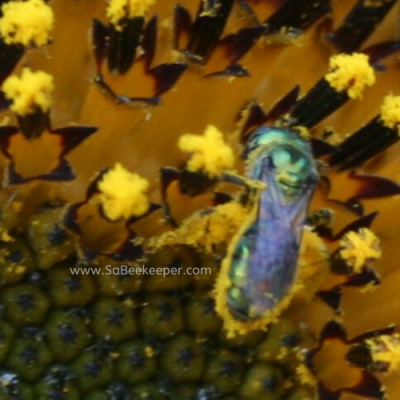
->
[244,165,317,317]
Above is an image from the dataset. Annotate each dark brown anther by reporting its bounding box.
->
[94,74,161,107]
[151,63,187,96]
[264,0,331,35]
[0,39,24,85]
[222,26,266,63]
[52,126,98,157]
[332,212,378,241]
[107,16,145,75]
[223,0,331,63]
[363,40,400,69]
[204,64,249,78]
[179,169,217,196]
[266,84,300,123]
[317,286,342,313]
[310,138,337,158]
[174,4,192,50]
[288,78,349,128]
[330,250,355,276]
[346,344,376,370]
[0,91,11,110]
[92,19,109,72]
[238,102,267,145]
[17,110,50,139]
[330,117,399,170]
[346,173,400,200]
[344,268,380,287]
[328,0,398,53]
[185,0,235,64]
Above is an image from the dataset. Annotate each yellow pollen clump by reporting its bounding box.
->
[178,125,235,178]
[3,68,53,116]
[366,334,400,374]
[325,53,375,99]
[0,0,53,46]
[339,228,381,273]
[380,94,400,133]
[296,363,317,386]
[151,201,249,253]
[106,0,155,26]
[97,163,150,221]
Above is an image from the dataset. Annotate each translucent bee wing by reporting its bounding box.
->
[226,127,318,320]
[244,163,316,318]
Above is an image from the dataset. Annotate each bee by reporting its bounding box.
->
[226,127,319,320]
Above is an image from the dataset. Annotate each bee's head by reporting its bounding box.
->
[269,145,318,198]
[245,126,318,200]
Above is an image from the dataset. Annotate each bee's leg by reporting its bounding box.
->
[219,172,248,187]
[220,172,265,191]
[305,208,334,238]
[220,172,265,206]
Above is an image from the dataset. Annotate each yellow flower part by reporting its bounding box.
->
[380,94,400,133]
[0,0,53,46]
[97,163,150,221]
[296,363,317,386]
[3,68,54,116]
[178,125,235,178]
[339,228,381,273]
[366,334,400,374]
[325,53,376,99]
[152,201,249,253]
[106,0,155,26]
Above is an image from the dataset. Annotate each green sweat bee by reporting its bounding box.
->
[226,127,318,320]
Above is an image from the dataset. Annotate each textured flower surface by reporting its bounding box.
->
[0,0,400,400]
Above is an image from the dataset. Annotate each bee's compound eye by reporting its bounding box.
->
[270,147,292,169]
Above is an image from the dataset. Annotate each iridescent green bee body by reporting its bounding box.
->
[226,127,318,320]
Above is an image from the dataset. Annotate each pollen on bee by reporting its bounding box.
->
[151,201,249,253]
[97,163,150,221]
[106,0,155,27]
[339,228,381,274]
[178,125,236,179]
[380,94,400,133]
[325,53,376,99]
[0,0,53,46]
[214,230,329,337]
[2,68,54,117]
